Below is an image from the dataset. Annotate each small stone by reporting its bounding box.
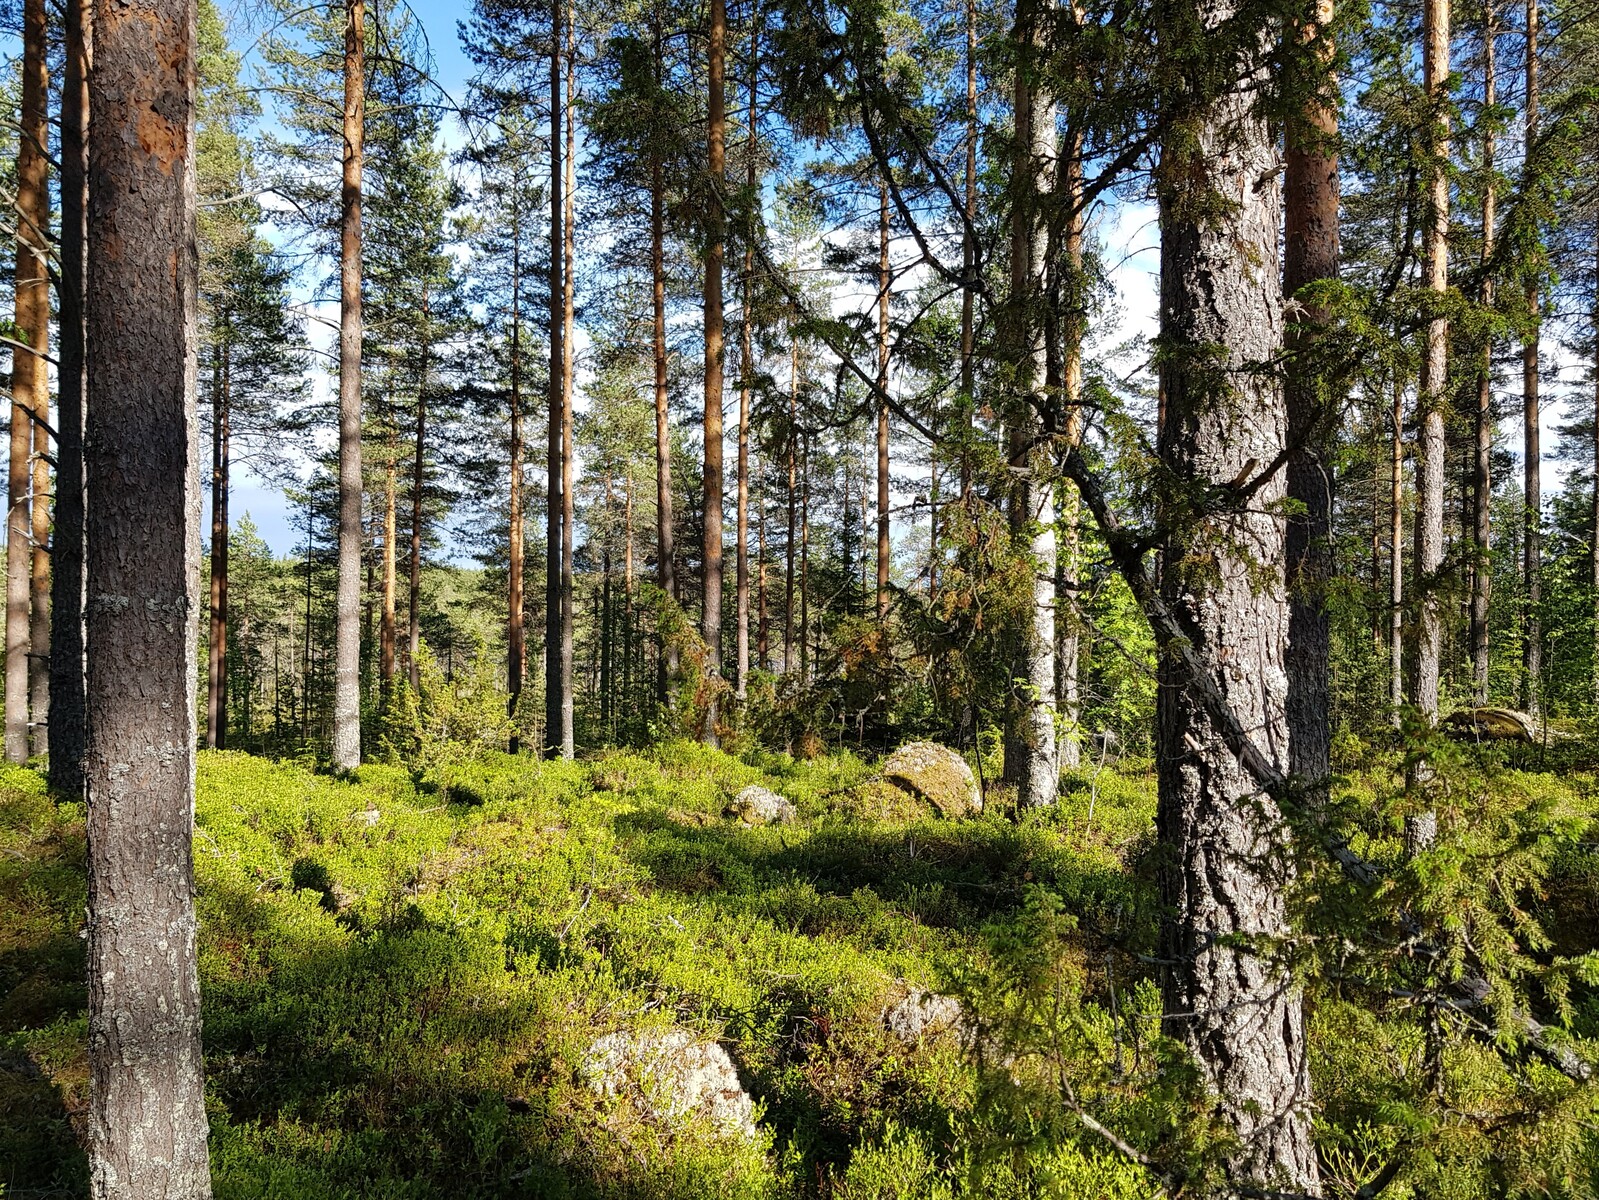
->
[881,742,982,818]
[724,784,796,825]
[883,988,969,1045]
[583,1028,758,1140]
[352,806,381,826]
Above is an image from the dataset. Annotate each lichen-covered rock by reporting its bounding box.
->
[883,988,969,1045]
[881,742,981,818]
[1443,707,1540,743]
[583,1028,758,1140]
[724,784,796,825]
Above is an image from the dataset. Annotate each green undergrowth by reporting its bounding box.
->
[3,740,1598,1197]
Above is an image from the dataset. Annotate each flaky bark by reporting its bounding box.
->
[331,0,365,769]
[1153,0,1317,1186]
[1284,0,1338,795]
[85,0,212,1186]
[49,0,91,796]
[7,0,47,764]
[1005,0,1058,810]
[703,0,727,744]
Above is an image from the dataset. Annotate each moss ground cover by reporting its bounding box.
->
[2,741,1596,1197]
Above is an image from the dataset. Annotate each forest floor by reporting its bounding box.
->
[4,739,1597,1198]
[0,742,1162,1199]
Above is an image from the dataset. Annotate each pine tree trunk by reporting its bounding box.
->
[49,0,90,796]
[703,0,727,745]
[1592,225,1599,713]
[800,431,810,681]
[785,336,797,674]
[1390,375,1404,721]
[959,0,976,502]
[546,1,567,758]
[331,0,365,770]
[1153,0,1317,1184]
[1472,1,1496,705]
[1521,0,1540,716]
[1057,134,1084,770]
[1006,0,1058,810]
[876,182,891,619]
[509,222,526,750]
[1413,0,1450,725]
[381,445,396,688]
[1284,0,1339,794]
[651,136,677,701]
[408,314,428,692]
[84,0,212,1184]
[560,0,576,758]
[207,337,231,750]
[7,0,47,764]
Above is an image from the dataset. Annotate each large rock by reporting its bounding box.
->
[724,784,796,825]
[583,1028,758,1140]
[1443,707,1540,743]
[881,742,981,818]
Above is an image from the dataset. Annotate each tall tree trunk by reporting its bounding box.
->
[7,0,48,764]
[381,442,396,688]
[735,15,759,699]
[1390,374,1404,720]
[546,0,568,758]
[84,0,212,1185]
[651,138,677,700]
[331,0,365,770]
[1057,133,1084,769]
[1472,0,1496,704]
[1005,0,1058,810]
[207,334,231,750]
[703,0,727,744]
[1592,225,1599,713]
[756,464,767,668]
[1413,0,1450,725]
[560,0,577,757]
[876,181,891,619]
[1284,0,1339,794]
[959,0,977,502]
[1521,0,1541,716]
[800,430,810,680]
[49,0,90,796]
[1153,0,1317,1185]
[509,221,526,750]
[785,335,797,674]
[408,298,429,692]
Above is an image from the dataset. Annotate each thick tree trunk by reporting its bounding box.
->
[207,338,231,749]
[1005,0,1058,810]
[331,0,365,770]
[1284,0,1339,794]
[1153,0,1317,1185]
[1413,0,1450,725]
[7,0,48,764]
[546,2,568,758]
[509,226,526,750]
[651,140,677,701]
[49,0,91,796]
[560,0,576,757]
[1521,0,1540,716]
[703,0,727,744]
[877,182,891,619]
[84,0,212,1186]
[1472,2,1496,704]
